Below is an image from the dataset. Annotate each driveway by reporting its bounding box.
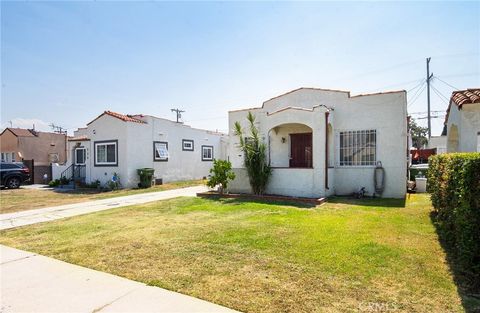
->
[1,245,238,313]
[0,185,207,230]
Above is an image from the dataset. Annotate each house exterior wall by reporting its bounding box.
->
[18,132,67,165]
[227,89,407,199]
[427,136,447,154]
[0,130,67,165]
[446,102,480,152]
[63,114,226,188]
[0,131,18,161]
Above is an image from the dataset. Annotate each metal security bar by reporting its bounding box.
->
[339,130,376,166]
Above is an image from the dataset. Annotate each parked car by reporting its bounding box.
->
[0,162,31,189]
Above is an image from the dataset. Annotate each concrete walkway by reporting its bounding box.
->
[0,186,208,230]
[1,245,238,313]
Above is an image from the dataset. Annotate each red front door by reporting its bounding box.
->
[289,133,312,168]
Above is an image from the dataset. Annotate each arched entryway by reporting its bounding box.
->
[268,123,313,168]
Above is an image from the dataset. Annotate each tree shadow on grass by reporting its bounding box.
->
[429,211,480,313]
[204,195,318,209]
[327,196,406,208]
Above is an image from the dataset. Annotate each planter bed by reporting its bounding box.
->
[197,191,326,206]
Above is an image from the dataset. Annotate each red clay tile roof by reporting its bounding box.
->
[4,128,36,137]
[445,88,480,124]
[451,89,480,108]
[87,111,147,125]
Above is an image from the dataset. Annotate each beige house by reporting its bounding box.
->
[0,128,67,183]
[445,88,480,153]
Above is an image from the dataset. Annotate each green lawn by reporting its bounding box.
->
[0,179,204,214]
[0,194,476,312]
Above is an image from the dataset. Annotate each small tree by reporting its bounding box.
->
[234,112,272,195]
[409,117,428,149]
[207,159,236,194]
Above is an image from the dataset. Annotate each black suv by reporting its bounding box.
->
[0,162,31,189]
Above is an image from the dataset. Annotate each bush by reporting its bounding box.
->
[105,173,121,190]
[428,153,480,290]
[84,180,101,189]
[48,179,60,187]
[207,159,236,194]
[60,176,70,185]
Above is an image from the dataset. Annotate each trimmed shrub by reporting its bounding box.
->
[207,159,236,194]
[428,153,480,290]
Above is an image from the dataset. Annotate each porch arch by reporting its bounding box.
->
[268,123,313,168]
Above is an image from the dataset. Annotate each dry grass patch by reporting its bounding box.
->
[0,194,476,312]
[0,179,204,214]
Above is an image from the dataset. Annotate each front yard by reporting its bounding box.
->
[0,179,204,214]
[0,194,476,312]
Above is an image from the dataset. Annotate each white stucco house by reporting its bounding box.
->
[444,88,480,153]
[227,87,408,199]
[427,136,447,154]
[55,111,227,188]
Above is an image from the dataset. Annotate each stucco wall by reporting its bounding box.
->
[446,102,480,152]
[19,132,67,165]
[0,130,66,165]
[227,88,407,199]
[427,136,447,154]
[0,131,18,160]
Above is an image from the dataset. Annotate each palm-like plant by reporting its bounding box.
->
[234,112,272,195]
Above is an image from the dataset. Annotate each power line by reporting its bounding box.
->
[433,76,460,90]
[407,81,426,108]
[407,79,426,93]
[430,83,451,106]
[409,110,445,115]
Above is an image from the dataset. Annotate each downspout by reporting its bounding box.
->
[325,111,329,190]
[267,128,273,166]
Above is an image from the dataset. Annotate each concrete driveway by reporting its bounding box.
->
[0,185,208,230]
[1,245,238,313]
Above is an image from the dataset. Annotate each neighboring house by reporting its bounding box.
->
[427,136,447,154]
[56,111,226,188]
[0,128,67,183]
[410,148,436,164]
[227,87,408,199]
[445,88,480,152]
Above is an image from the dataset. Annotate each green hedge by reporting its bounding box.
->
[428,153,480,290]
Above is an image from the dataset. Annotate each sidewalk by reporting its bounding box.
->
[1,245,238,313]
[0,185,208,230]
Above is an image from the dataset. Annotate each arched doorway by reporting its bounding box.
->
[269,123,313,168]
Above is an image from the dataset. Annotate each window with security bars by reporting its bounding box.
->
[339,130,376,166]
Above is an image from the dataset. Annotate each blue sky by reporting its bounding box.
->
[1,1,479,135]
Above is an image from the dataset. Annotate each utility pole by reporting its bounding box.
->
[170,108,185,123]
[426,57,433,138]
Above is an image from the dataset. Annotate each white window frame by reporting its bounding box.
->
[337,129,377,167]
[1,153,5,162]
[94,140,118,166]
[75,148,86,165]
[182,139,194,151]
[154,141,169,161]
[202,145,214,161]
[11,152,16,162]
